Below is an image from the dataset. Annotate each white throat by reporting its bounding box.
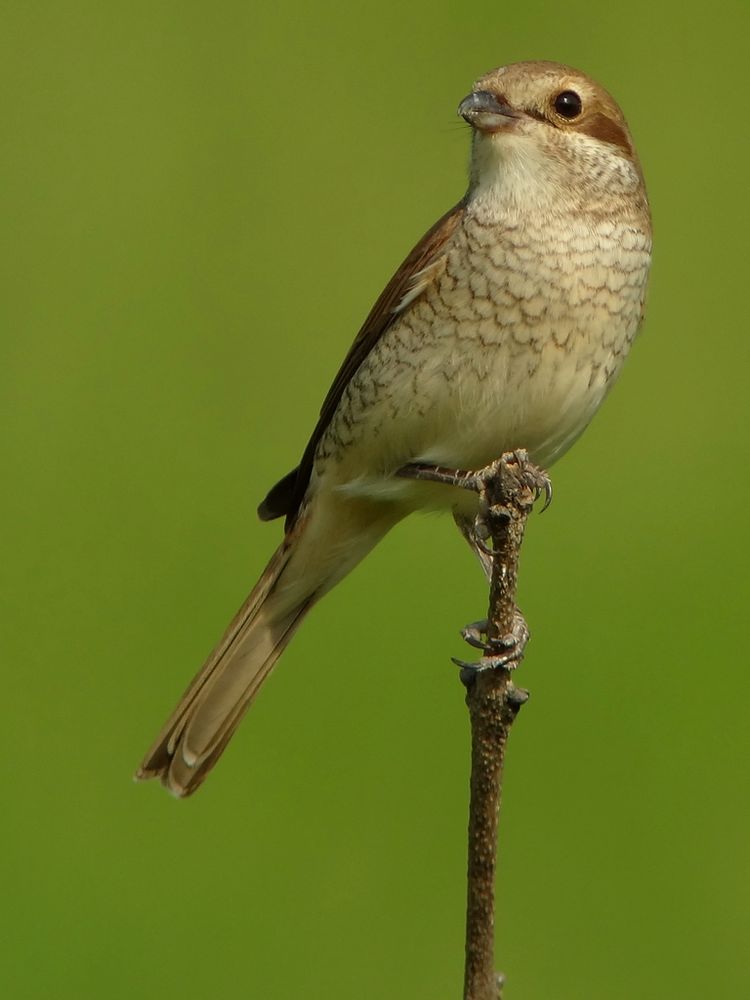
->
[468,130,640,226]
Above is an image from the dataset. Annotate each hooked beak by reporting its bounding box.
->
[458,91,522,133]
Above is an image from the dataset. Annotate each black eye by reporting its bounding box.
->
[553,90,582,119]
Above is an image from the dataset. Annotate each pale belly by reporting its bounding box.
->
[408,331,612,471]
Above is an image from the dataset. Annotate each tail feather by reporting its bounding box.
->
[136,493,400,798]
[135,530,313,797]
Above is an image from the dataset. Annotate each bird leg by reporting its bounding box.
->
[398,452,548,683]
[454,508,494,580]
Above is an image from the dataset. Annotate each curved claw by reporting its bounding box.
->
[538,475,553,512]
[452,657,483,687]
[452,649,522,673]
[461,620,489,649]
[461,618,526,653]
[504,450,552,513]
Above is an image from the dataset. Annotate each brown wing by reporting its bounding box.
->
[258,199,466,526]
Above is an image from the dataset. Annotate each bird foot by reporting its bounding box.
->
[453,609,530,683]
[463,452,553,559]
[502,449,553,512]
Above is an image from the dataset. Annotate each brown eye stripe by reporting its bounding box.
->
[525,104,631,156]
[579,112,632,154]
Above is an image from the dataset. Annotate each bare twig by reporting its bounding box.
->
[399,451,549,1000]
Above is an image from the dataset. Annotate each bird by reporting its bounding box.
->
[136,61,652,797]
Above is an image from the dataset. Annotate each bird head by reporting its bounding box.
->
[458,61,647,219]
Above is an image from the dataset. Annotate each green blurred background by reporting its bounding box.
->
[3,2,748,997]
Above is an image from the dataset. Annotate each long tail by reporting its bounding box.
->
[135,496,395,797]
